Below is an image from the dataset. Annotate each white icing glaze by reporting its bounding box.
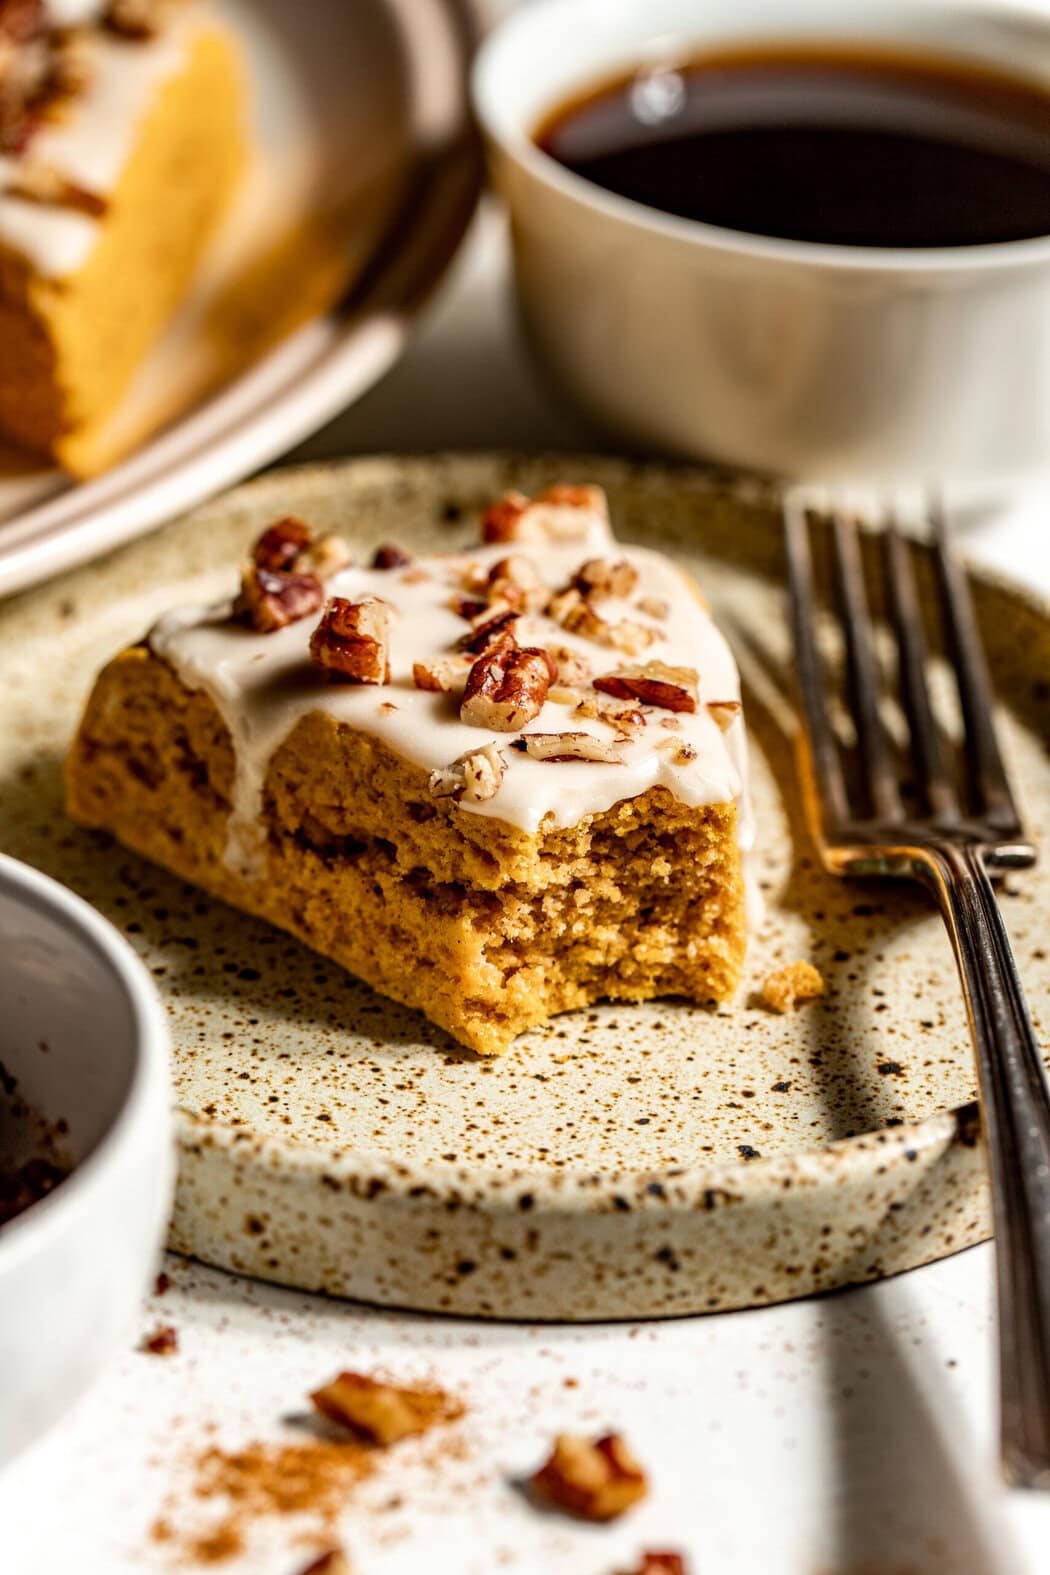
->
[0,6,204,278]
[150,528,755,877]
[44,0,105,26]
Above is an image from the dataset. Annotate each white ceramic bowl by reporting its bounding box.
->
[474,0,1050,484]
[0,855,172,1468]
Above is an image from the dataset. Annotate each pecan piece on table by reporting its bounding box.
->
[310,1370,459,1446]
[594,661,699,713]
[140,1325,178,1356]
[309,596,391,684]
[530,1432,648,1521]
[460,645,555,731]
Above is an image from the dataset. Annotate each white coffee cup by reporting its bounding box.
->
[473,0,1050,483]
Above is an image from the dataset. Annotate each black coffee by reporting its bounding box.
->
[535,45,1050,247]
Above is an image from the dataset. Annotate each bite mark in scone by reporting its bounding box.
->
[65,487,754,1055]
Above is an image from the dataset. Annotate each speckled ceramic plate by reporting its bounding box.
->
[1,455,1047,1320]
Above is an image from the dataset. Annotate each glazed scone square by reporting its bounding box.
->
[66,486,752,1054]
[0,0,246,474]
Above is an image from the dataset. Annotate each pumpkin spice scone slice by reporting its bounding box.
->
[66,486,753,1054]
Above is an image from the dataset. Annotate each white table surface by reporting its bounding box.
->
[5,208,1050,1575]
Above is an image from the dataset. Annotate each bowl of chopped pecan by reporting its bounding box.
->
[0,854,172,1467]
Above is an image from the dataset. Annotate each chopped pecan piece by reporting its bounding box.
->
[458,606,520,656]
[252,516,313,573]
[6,161,106,215]
[487,553,547,612]
[309,596,391,684]
[547,588,654,656]
[310,1371,460,1445]
[450,594,487,621]
[236,566,325,633]
[295,1550,350,1575]
[594,662,699,713]
[657,736,698,765]
[412,657,469,694]
[371,543,412,570]
[512,732,624,764]
[104,0,167,39]
[574,557,639,600]
[481,484,610,545]
[141,1325,178,1356]
[706,699,742,732]
[298,533,352,579]
[428,743,506,804]
[531,1433,648,1521]
[618,1555,689,1575]
[637,596,670,620]
[461,646,554,731]
[547,643,592,687]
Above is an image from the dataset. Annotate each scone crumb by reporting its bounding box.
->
[761,960,825,1014]
[531,1432,648,1521]
[310,1371,462,1446]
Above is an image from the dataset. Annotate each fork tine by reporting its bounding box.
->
[829,508,903,822]
[783,496,851,832]
[882,517,959,823]
[930,499,1022,836]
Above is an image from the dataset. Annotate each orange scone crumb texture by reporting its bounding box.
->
[66,487,750,1054]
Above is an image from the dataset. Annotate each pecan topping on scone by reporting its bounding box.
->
[310,1370,461,1445]
[461,645,555,731]
[548,643,592,688]
[458,606,521,656]
[487,554,548,613]
[236,566,325,633]
[252,517,350,579]
[481,484,609,545]
[513,732,624,764]
[594,662,699,713]
[706,699,742,732]
[412,656,470,694]
[6,161,107,215]
[252,516,313,573]
[429,743,506,804]
[371,543,412,570]
[574,557,639,600]
[530,1433,648,1521]
[547,587,655,657]
[309,596,391,684]
[104,0,169,40]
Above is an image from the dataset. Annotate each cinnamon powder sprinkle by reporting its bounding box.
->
[156,1438,375,1565]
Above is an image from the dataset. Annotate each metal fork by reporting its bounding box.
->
[784,495,1050,1488]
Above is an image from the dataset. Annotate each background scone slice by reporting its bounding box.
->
[0,5,246,473]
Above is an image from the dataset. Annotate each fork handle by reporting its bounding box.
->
[920,841,1050,1487]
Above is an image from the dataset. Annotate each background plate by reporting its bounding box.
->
[0,0,482,599]
[1,454,1048,1320]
